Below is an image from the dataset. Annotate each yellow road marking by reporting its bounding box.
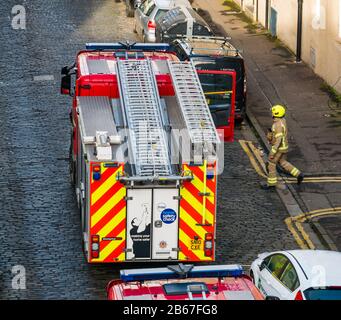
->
[286,208,341,249]
[285,217,308,249]
[239,140,267,178]
[239,140,341,184]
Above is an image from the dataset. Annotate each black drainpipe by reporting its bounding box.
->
[256,0,259,21]
[265,0,269,29]
[296,0,304,62]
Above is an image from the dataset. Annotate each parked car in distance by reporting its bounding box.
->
[172,36,247,121]
[107,264,265,300]
[250,250,341,300]
[125,0,142,17]
[134,0,191,43]
[155,6,214,43]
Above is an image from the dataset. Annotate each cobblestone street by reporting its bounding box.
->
[0,0,298,299]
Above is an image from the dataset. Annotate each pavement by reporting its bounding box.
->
[193,0,341,250]
[0,0,300,299]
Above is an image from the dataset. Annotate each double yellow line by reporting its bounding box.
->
[239,140,267,178]
[239,140,341,249]
[285,207,341,249]
[239,140,341,184]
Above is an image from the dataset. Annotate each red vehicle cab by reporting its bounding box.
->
[107,264,264,300]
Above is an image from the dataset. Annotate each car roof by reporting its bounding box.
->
[287,250,341,286]
[156,6,211,32]
[109,276,264,300]
[153,0,190,9]
[174,38,242,58]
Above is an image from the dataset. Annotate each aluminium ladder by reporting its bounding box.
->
[167,61,219,145]
[116,59,172,177]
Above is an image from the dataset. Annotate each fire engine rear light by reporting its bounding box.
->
[92,235,100,242]
[92,251,99,259]
[205,233,213,241]
[92,242,99,251]
[93,165,101,173]
[204,233,213,256]
[205,241,212,249]
[92,165,101,181]
[204,249,213,256]
[147,20,156,30]
[206,164,215,180]
[91,235,100,259]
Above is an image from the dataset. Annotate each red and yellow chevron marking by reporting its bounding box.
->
[89,162,126,263]
[179,163,217,262]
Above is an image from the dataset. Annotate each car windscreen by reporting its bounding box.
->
[197,71,234,127]
[304,288,341,300]
[198,72,233,107]
[163,282,209,296]
[155,9,168,21]
[192,57,243,81]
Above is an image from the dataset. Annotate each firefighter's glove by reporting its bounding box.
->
[266,129,273,143]
[268,154,275,162]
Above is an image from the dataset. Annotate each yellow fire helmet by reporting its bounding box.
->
[271,104,286,118]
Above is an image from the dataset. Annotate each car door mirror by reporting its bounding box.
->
[61,66,69,75]
[61,74,71,95]
[259,260,267,271]
[265,296,280,300]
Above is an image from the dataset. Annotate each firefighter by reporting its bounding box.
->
[261,105,304,190]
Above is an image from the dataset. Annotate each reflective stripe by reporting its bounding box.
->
[280,121,288,151]
[275,133,283,138]
[267,177,277,186]
[291,168,300,177]
[271,147,277,154]
[268,177,277,181]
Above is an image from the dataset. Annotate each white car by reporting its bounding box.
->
[134,0,191,42]
[250,250,341,300]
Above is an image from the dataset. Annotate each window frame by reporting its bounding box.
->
[279,261,300,292]
[145,3,156,17]
[264,253,290,281]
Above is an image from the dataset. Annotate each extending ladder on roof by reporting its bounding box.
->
[116,59,172,177]
[167,61,219,145]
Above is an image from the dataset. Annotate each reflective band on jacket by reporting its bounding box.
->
[275,133,283,138]
[280,122,288,151]
[291,168,299,177]
[271,147,277,154]
[267,177,277,185]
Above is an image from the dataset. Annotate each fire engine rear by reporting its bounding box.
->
[61,43,220,263]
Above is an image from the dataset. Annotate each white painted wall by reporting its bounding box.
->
[232,0,341,92]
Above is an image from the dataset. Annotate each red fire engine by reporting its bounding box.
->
[61,42,229,264]
[107,264,264,300]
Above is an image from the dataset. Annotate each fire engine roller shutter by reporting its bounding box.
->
[179,163,216,261]
[90,163,126,263]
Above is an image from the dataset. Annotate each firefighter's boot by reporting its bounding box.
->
[260,181,276,190]
[297,173,304,185]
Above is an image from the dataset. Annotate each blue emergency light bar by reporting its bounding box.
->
[86,42,172,52]
[120,264,243,282]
